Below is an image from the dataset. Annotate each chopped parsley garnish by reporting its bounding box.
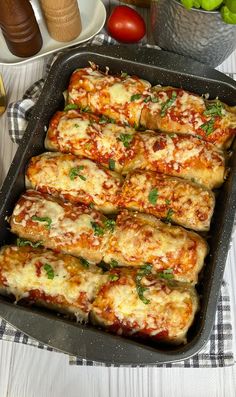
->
[121,72,129,78]
[109,274,120,282]
[82,106,91,113]
[160,91,177,117]
[200,118,215,136]
[165,199,171,205]
[79,257,90,268]
[31,216,52,230]
[144,96,159,103]
[89,202,95,209]
[148,188,158,205]
[165,208,174,223]
[110,259,119,268]
[130,94,142,102]
[17,238,42,248]
[97,259,119,272]
[91,222,104,236]
[135,264,152,305]
[64,104,78,111]
[44,263,54,280]
[97,261,109,272]
[118,133,133,148]
[109,158,115,171]
[158,269,174,280]
[99,115,115,124]
[69,166,86,181]
[203,101,223,117]
[104,219,116,232]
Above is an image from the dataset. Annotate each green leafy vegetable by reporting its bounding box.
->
[144,96,159,103]
[165,199,171,205]
[200,118,215,135]
[69,166,86,181]
[91,222,104,236]
[130,94,142,102]
[104,219,116,232]
[135,264,152,304]
[160,91,177,117]
[97,259,119,272]
[31,216,52,230]
[109,158,115,171]
[64,104,78,111]
[158,269,174,280]
[118,133,133,148]
[16,238,42,248]
[148,188,158,205]
[82,106,91,113]
[165,208,174,223]
[121,72,129,78]
[97,261,109,272]
[110,259,119,268]
[99,115,115,124]
[203,101,223,117]
[44,263,54,280]
[109,274,120,281]
[79,257,90,268]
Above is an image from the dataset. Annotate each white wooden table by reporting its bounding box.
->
[0,1,236,396]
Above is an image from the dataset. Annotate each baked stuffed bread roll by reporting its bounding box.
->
[44,111,225,189]
[67,64,151,127]
[91,268,199,344]
[25,152,123,213]
[140,87,236,149]
[0,245,108,321]
[103,211,207,284]
[45,110,137,173]
[123,131,225,190]
[10,190,111,264]
[118,170,215,231]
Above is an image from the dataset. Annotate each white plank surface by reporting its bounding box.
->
[0,1,236,396]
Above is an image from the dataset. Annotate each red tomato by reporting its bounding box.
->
[107,6,146,43]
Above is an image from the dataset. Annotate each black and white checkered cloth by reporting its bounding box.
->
[5,33,235,367]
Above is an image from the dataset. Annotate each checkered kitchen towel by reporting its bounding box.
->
[5,33,235,367]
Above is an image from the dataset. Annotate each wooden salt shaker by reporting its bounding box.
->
[39,0,82,42]
[0,0,43,58]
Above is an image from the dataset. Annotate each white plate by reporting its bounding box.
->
[0,0,106,66]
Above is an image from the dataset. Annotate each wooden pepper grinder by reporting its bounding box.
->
[39,0,82,42]
[0,0,43,58]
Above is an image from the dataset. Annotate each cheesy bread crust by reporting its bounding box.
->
[10,190,110,264]
[67,65,151,127]
[25,152,123,213]
[118,170,215,231]
[103,211,207,284]
[44,111,225,189]
[140,87,236,149]
[0,246,108,320]
[91,269,199,344]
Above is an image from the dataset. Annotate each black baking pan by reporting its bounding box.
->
[0,46,235,365]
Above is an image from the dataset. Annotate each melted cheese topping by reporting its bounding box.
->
[119,170,215,231]
[45,111,137,173]
[11,191,109,263]
[0,246,108,319]
[133,132,225,189]
[67,66,151,126]
[141,87,235,149]
[26,153,123,213]
[92,274,198,343]
[103,211,207,284]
